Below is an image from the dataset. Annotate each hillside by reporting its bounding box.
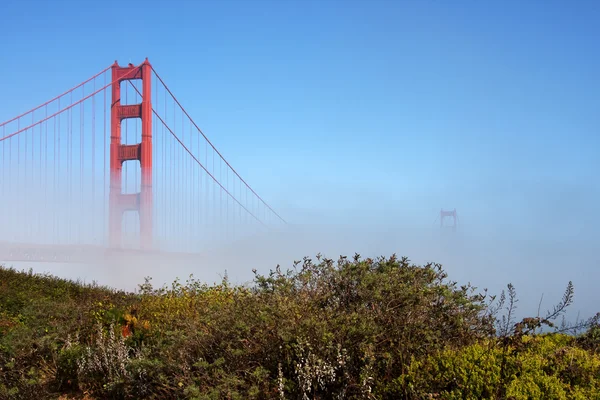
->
[1,255,600,399]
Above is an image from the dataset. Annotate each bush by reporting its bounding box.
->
[0,255,599,399]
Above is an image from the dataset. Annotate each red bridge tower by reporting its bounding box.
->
[109,59,153,250]
[440,208,457,232]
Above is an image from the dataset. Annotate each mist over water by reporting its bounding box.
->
[4,199,599,326]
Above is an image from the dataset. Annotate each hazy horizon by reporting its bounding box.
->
[3,217,598,326]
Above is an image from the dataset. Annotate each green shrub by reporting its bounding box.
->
[1,255,599,399]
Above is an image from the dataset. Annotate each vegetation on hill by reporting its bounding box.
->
[1,254,599,399]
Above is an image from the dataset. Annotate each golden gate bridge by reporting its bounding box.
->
[0,59,285,263]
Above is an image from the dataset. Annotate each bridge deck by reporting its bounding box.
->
[0,242,203,264]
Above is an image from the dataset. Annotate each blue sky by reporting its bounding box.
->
[1,1,599,317]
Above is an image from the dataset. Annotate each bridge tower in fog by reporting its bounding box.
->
[440,208,457,232]
[109,60,153,251]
